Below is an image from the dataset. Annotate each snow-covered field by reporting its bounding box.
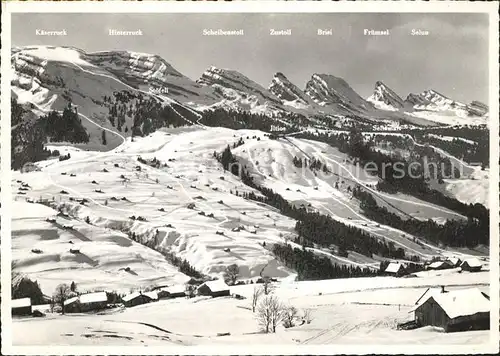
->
[12,127,490,297]
[405,109,488,127]
[12,271,490,346]
[10,125,493,347]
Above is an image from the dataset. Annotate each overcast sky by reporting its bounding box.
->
[12,13,489,103]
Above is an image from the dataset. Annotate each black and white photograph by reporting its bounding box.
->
[2,1,499,354]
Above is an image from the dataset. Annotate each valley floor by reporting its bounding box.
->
[13,273,491,346]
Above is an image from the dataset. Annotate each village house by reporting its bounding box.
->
[427,260,454,271]
[445,257,462,268]
[412,287,490,332]
[12,297,32,316]
[64,291,108,313]
[197,279,230,298]
[157,285,186,299]
[143,291,159,301]
[460,258,482,272]
[384,262,406,277]
[122,291,154,307]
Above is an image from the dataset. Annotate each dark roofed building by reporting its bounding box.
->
[64,291,108,313]
[446,257,462,268]
[122,292,154,307]
[158,285,186,299]
[12,298,32,316]
[460,258,482,272]
[413,288,490,332]
[197,279,230,298]
[384,262,407,277]
[427,260,454,271]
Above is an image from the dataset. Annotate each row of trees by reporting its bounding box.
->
[200,107,307,133]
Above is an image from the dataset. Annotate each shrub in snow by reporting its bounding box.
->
[282,305,299,328]
[256,295,285,333]
[303,308,313,324]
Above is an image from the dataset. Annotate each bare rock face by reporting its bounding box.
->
[268,72,310,106]
[304,73,373,113]
[198,66,282,106]
[367,81,405,110]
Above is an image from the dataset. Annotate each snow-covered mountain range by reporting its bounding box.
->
[11,45,488,137]
[367,81,489,120]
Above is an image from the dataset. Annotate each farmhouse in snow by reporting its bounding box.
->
[446,257,462,268]
[427,260,453,271]
[12,297,32,316]
[412,288,490,332]
[384,262,406,277]
[122,291,154,307]
[460,258,482,272]
[64,291,108,313]
[157,285,186,299]
[197,279,230,297]
[143,291,158,301]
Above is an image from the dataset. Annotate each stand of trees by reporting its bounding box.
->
[104,91,200,136]
[272,243,378,281]
[11,98,88,170]
[292,156,330,173]
[406,126,489,167]
[200,107,306,133]
[353,187,488,247]
[38,104,89,144]
[11,273,47,305]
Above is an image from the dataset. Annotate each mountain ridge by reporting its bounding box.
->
[11,45,488,139]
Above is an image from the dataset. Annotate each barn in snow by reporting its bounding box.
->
[427,260,453,271]
[446,257,461,268]
[197,279,230,297]
[460,258,482,272]
[384,262,406,277]
[12,297,32,316]
[143,291,158,301]
[412,288,490,332]
[158,285,186,299]
[122,291,154,307]
[64,291,108,313]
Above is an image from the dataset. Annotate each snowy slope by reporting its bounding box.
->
[12,126,485,294]
[11,198,190,295]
